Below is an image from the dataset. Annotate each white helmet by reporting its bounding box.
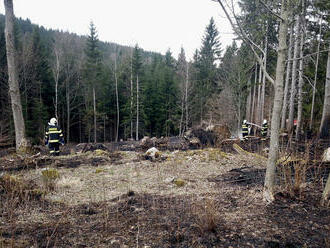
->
[243,120,247,124]
[263,119,267,124]
[49,117,57,125]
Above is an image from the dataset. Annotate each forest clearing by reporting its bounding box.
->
[1,138,329,247]
[1,0,330,247]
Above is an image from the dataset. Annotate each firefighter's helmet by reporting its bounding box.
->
[49,117,57,126]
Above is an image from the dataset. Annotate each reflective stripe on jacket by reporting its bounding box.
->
[45,125,64,143]
[242,124,249,134]
[261,124,268,135]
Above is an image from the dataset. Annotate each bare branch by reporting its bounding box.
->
[259,0,284,21]
[214,0,275,86]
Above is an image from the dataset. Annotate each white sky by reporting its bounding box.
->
[0,0,237,61]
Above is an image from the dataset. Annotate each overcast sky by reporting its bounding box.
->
[0,0,236,60]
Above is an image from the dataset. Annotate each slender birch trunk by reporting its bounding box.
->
[4,0,27,152]
[246,81,252,122]
[136,74,139,141]
[264,0,290,203]
[288,16,301,134]
[66,80,70,143]
[321,173,330,206]
[185,63,189,131]
[319,48,330,139]
[257,64,262,124]
[296,5,305,140]
[251,64,257,123]
[130,49,133,139]
[114,51,119,142]
[53,49,60,120]
[261,26,268,122]
[281,24,294,130]
[93,86,97,143]
[310,15,323,129]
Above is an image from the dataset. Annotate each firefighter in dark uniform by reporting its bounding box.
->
[242,120,249,139]
[261,119,268,139]
[45,118,64,156]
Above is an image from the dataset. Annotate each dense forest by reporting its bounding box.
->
[0,0,329,147]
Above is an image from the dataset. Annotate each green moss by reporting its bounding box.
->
[173,178,185,187]
[95,168,105,174]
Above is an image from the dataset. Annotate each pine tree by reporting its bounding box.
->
[84,21,101,143]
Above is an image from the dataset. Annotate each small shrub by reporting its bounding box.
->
[41,168,59,190]
[95,168,105,174]
[192,198,219,233]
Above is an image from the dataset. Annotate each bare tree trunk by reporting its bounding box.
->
[53,49,60,119]
[130,49,133,139]
[319,48,330,139]
[251,64,257,123]
[321,173,330,206]
[66,80,70,143]
[257,63,262,124]
[4,0,27,152]
[310,15,323,129]
[114,51,119,142]
[93,86,97,143]
[296,6,305,140]
[136,75,139,141]
[179,93,184,136]
[185,63,189,131]
[281,24,294,130]
[261,25,268,123]
[288,16,301,134]
[263,0,290,203]
[246,81,252,121]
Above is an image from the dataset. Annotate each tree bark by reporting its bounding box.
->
[114,51,119,142]
[93,86,97,143]
[136,74,139,141]
[321,173,330,206]
[66,80,70,143]
[4,0,27,152]
[296,6,305,140]
[281,24,294,130]
[288,16,301,134]
[319,48,330,139]
[310,15,323,129]
[261,25,268,123]
[185,63,189,132]
[263,0,290,203]
[130,48,133,140]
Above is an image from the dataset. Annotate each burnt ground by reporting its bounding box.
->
[0,146,329,248]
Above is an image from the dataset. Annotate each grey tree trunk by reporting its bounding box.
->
[321,173,330,206]
[52,46,61,120]
[281,24,294,130]
[185,63,189,131]
[288,16,301,134]
[4,0,27,152]
[257,63,262,124]
[66,80,70,143]
[261,25,268,122]
[136,75,139,141]
[130,49,133,139]
[114,51,119,142]
[251,64,257,123]
[296,8,305,140]
[310,15,323,129]
[93,86,97,143]
[263,0,290,203]
[246,81,252,122]
[319,48,330,139]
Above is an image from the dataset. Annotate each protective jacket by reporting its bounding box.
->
[45,125,64,145]
[261,123,268,137]
[242,123,249,137]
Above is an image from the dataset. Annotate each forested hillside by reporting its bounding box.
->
[0,0,330,147]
